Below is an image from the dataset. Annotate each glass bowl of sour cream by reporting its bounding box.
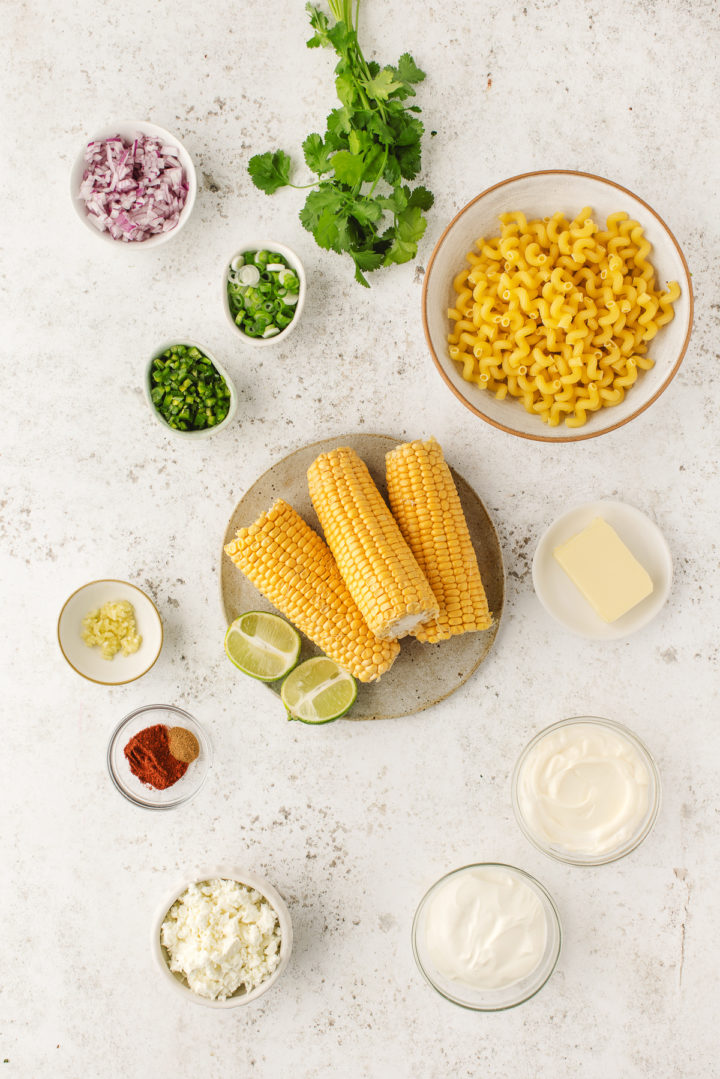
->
[412,863,562,1011]
[512,716,661,866]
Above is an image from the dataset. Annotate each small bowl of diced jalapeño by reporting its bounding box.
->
[145,341,237,438]
[223,243,306,346]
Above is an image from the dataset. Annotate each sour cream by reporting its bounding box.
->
[515,720,653,859]
[423,866,548,990]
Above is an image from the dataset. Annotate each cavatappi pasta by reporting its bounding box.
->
[447,209,680,428]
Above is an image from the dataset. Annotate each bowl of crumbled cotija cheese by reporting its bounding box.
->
[153,873,293,1007]
[57,579,163,684]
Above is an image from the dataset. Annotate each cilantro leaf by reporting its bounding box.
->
[377,186,408,214]
[348,196,383,226]
[395,117,424,147]
[325,107,352,149]
[367,113,395,145]
[332,150,367,187]
[354,265,371,287]
[325,19,353,56]
[348,129,373,155]
[383,237,417,265]
[397,53,425,84]
[303,133,334,175]
[394,140,422,180]
[306,4,352,55]
[314,209,344,251]
[407,185,434,211]
[353,249,385,271]
[248,150,292,194]
[299,186,345,233]
[397,205,427,243]
[306,4,330,47]
[362,67,403,102]
[383,156,401,186]
[335,72,357,108]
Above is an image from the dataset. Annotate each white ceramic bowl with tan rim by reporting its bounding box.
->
[57,579,163,685]
[222,241,306,346]
[422,170,693,443]
[70,120,197,247]
[152,871,293,1008]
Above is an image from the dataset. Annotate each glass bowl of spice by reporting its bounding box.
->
[107,703,212,809]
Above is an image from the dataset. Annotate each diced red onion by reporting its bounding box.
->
[78,133,189,242]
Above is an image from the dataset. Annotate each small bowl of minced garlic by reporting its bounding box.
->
[57,579,163,685]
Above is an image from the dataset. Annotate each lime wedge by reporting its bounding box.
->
[225,611,301,681]
[280,657,357,724]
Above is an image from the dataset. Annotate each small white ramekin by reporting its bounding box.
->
[152,871,293,1008]
[222,241,306,347]
[144,340,237,439]
[70,120,197,248]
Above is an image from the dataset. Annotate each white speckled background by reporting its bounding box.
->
[3,0,719,1075]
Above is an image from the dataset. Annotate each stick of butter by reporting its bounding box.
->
[553,517,653,623]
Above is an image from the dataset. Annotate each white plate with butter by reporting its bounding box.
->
[532,501,672,639]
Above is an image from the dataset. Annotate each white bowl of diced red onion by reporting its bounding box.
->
[70,120,197,247]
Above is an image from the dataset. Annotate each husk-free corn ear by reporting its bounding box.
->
[223,498,399,682]
[385,437,492,643]
[307,447,438,639]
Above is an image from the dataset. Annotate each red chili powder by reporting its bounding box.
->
[124,724,188,790]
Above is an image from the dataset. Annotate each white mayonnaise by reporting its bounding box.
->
[423,866,548,990]
[515,721,651,857]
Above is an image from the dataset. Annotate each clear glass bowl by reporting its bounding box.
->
[412,863,562,1011]
[512,716,661,866]
[107,704,212,809]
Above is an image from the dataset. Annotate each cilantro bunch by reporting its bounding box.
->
[248,1,434,286]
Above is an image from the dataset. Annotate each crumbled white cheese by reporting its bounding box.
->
[160,878,282,1000]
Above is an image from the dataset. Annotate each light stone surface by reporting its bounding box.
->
[2,0,719,1076]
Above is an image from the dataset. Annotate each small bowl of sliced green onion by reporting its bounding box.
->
[223,243,306,347]
[145,341,237,439]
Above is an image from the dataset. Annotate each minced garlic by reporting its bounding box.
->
[81,599,142,660]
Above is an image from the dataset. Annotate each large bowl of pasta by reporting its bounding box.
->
[422,171,693,442]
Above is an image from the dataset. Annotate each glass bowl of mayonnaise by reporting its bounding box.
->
[512,716,661,866]
[412,863,562,1011]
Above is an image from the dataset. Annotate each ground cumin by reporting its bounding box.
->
[124,724,188,790]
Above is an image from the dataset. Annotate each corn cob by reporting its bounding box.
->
[385,437,492,643]
[224,498,399,682]
[307,447,438,639]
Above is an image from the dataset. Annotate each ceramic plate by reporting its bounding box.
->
[58,579,163,684]
[532,500,672,640]
[220,434,505,720]
[422,170,693,442]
